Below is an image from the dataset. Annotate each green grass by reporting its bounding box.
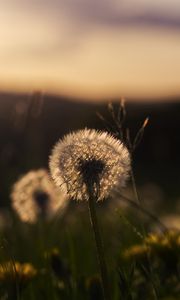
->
[0,195,179,300]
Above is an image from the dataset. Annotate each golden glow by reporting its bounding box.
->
[0,3,180,100]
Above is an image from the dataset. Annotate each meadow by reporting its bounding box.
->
[0,94,179,300]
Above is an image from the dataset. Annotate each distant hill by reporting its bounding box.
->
[0,92,180,204]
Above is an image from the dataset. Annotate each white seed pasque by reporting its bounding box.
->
[11,169,67,223]
[49,129,130,201]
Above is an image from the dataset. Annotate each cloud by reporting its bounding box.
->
[55,0,180,28]
[2,0,180,28]
[2,0,180,60]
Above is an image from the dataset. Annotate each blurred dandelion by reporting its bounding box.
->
[0,261,37,299]
[49,129,130,201]
[124,231,180,259]
[124,231,180,275]
[11,169,67,223]
[0,261,37,283]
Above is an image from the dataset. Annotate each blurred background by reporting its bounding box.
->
[0,0,180,214]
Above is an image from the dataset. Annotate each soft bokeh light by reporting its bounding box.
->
[1,0,180,99]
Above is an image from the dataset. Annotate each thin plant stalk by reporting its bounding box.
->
[116,192,167,233]
[87,186,111,300]
[130,166,141,206]
[130,165,147,240]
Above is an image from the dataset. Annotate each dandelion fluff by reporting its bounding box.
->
[11,169,67,223]
[49,129,130,201]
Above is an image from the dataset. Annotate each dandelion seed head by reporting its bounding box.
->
[49,129,130,201]
[11,169,67,223]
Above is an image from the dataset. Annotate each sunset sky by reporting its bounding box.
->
[1,0,180,100]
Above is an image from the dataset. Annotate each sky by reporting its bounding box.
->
[0,0,180,100]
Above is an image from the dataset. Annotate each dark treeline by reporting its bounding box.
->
[0,92,179,204]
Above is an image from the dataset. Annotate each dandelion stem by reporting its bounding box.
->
[87,187,111,300]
